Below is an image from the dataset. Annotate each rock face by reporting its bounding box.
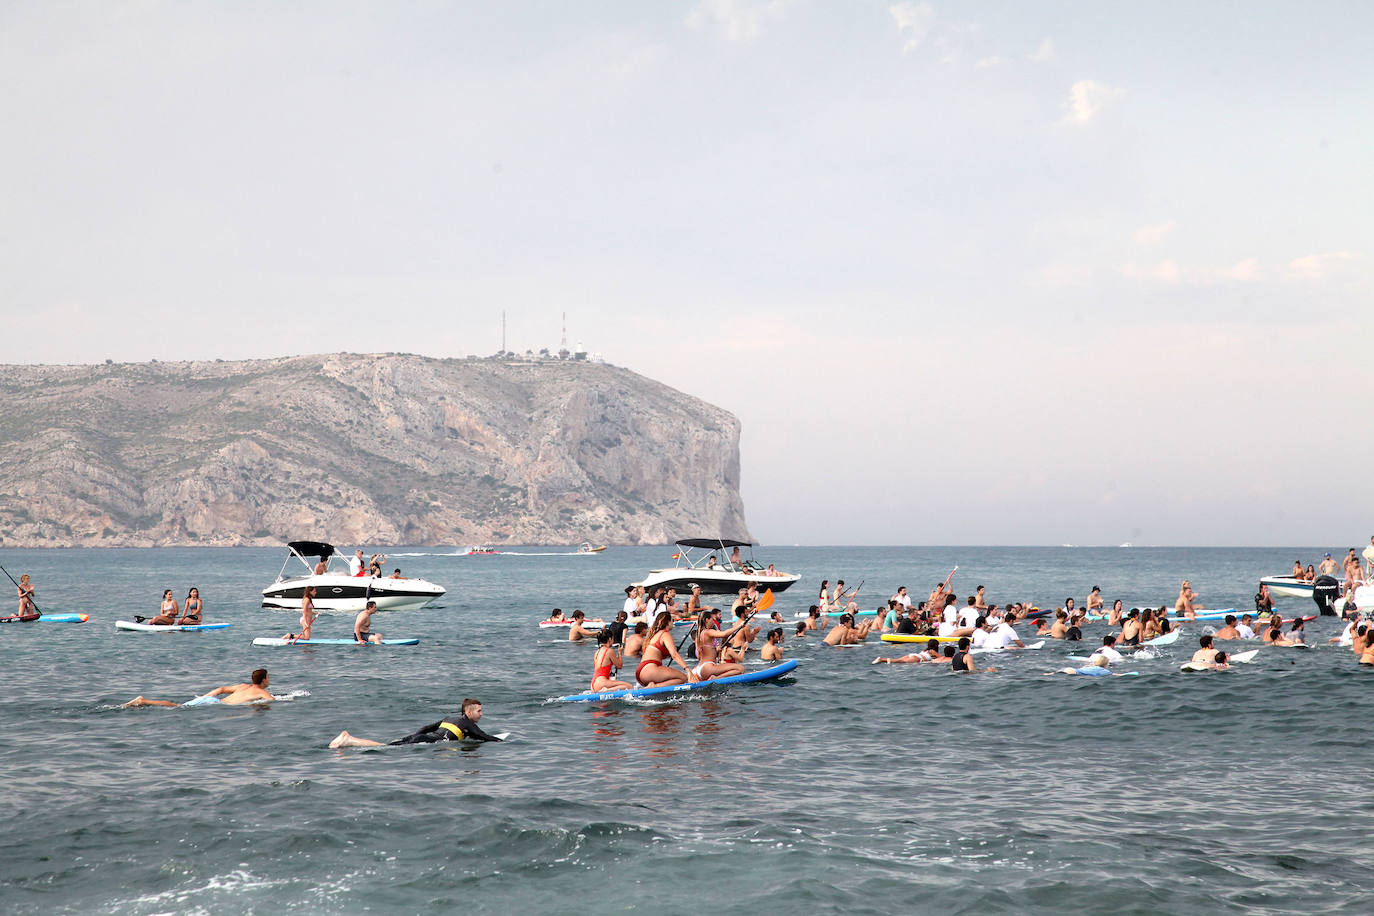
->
[0,354,751,547]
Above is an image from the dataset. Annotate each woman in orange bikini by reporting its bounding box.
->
[590,629,632,691]
[635,611,698,687]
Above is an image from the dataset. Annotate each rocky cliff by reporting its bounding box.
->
[0,354,751,547]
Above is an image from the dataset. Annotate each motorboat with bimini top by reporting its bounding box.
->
[632,538,800,596]
[261,541,446,613]
[577,542,607,554]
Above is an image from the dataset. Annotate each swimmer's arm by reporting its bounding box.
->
[203,683,244,697]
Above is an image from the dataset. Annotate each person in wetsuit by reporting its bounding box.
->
[328,698,503,747]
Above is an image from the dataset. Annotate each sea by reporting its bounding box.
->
[1,544,1371,914]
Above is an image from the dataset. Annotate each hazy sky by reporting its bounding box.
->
[2,1,1371,546]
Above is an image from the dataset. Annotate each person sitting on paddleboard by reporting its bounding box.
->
[124,668,274,707]
[329,698,503,748]
[177,587,203,626]
[149,589,180,626]
[691,611,746,681]
[635,612,698,687]
[590,630,632,691]
[354,600,382,644]
[17,574,36,617]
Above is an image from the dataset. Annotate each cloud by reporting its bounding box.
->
[686,0,794,43]
[1062,79,1126,125]
[1287,251,1354,280]
[975,55,1010,69]
[1120,258,1262,285]
[889,2,935,53]
[1134,219,1177,246]
[1029,37,1056,63]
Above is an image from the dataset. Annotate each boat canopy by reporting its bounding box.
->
[675,538,752,549]
[287,541,336,558]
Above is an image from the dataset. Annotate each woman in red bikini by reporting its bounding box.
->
[590,629,632,691]
[635,612,698,687]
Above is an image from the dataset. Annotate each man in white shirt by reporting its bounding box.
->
[1089,634,1125,665]
[892,587,911,610]
[1236,615,1257,640]
[986,618,1024,650]
[958,597,980,629]
[970,616,991,648]
[622,586,639,619]
[347,549,365,576]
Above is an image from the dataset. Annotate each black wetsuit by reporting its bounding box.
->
[952,652,971,672]
[895,617,917,635]
[390,714,502,744]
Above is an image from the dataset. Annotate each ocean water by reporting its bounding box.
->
[2,545,1371,914]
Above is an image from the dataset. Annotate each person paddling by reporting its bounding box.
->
[16,574,37,618]
[124,668,274,707]
[329,698,503,747]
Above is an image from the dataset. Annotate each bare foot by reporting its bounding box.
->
[328,730,353,748]
[122,696,148,708]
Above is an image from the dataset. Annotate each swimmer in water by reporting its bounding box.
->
[873,638,946,665]
[567,610,598,642]
[951,636,995,673]
[623,621,648,658]
[1190,634,1219,664]
[329,698,502,747]
[124,668,274,707]
[760,627,785,661]
[1051,656,1117,676]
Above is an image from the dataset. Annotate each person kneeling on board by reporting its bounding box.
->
[329,698,503,748]
[124,668,274,707]
[354,600,382,644]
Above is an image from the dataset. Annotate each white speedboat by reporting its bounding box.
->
[1258,575,1315,600]
[633,538,800,596]
[261,541,446,613]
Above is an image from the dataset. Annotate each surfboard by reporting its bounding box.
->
[538,620,604,629]
[115,620,231,633]
[1230,649,1260,663]
[37,614,90,623]
[251,637,420,646]
[972,640,1046,655]
[794,609,879,619]
[551,660,798,703]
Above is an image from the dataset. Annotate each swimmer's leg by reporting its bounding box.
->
[123,696,179,708]
[329,730,386,748]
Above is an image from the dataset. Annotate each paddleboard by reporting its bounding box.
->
[37,614,90,623]
[794,609,879,619]
[538,620,604,629]
[0,613,41,624]
[115,620,231,633]
[1230,649,1260,663]
[251,637,420,646]
[880,634,964,644]
[1063,668,1140,677]
[972,639,1046,655]
[552,660,798,703]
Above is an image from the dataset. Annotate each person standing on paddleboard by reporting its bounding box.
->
[329,698,503,748]
[284,586,317,642]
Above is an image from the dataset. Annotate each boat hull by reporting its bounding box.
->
[1259,576,1314,600]
[261,574,445,613]
[632,569,800,596]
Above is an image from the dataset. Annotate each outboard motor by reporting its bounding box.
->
[1312,575,1340,616]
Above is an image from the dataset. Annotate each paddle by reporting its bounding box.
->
[0,562,43,617]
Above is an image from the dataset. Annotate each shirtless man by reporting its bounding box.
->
[1189,634,1218,664]
[389,568,407,580]
[1049,610,1071,640]
[567,610,598,642]
[623,622,648,657]
[823,614,865,646]
[124,668,274,707]
[1364,537,1374,579]
[1213,615,1242,640]
[760,628,785,661]
[1086,586,1104,612]
[354,600,383,644]
[313,556,329,575]
[685,585,714,616]
[1262,625,1297,646]
[329,698,502,747]
[1175,580,1202,619]
[1320,553,1339,576]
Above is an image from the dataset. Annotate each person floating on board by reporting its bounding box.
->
[354,600,382,644]
[1051,656,1120,676]
[328,698,502,747]
[124,668,274,707]
[873,638,946,665]
[1190,634,1219,664]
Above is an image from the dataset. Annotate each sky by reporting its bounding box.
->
[1,1,1371,546]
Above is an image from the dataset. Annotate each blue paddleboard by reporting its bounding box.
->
[552,660,799,703]
[38,614,90,623]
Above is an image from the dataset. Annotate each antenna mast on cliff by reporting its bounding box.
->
[559,311,570,360]
[501,310,506,355]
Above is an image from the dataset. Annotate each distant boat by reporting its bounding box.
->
[460,546,499,556]
[577,542,607,554]
[1119,542,1133,548]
